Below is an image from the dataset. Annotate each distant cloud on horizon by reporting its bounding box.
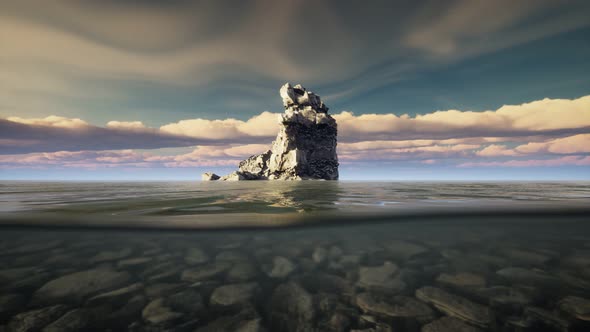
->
[2,94,590,171]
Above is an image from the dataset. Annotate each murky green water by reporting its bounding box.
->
[0,182,589,331]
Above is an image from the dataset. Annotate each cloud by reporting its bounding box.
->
[154,94,590,144]
[0,150,151,169]
[515,134,590,154]
[0,144,271,170]
[3,94,590,156]
[403,0,590,57]
[476,144,520,157]
[459,156,590,168]
[473,134,590,157]
[334,95,590,141]
[159,112,279,140]
[338,141,481,162]
[0,118,212,154]
[106,121,147,130]
[7,115,89,128]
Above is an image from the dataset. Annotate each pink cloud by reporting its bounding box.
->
[476,144,520,157]
[459,156,590,167]
[0,144,274,169]
[3,94,590,156]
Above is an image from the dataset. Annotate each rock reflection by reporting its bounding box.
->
[204,181,343,213]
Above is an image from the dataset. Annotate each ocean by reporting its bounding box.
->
[0,181,589,331]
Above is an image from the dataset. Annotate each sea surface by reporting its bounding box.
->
[0,181,589,331]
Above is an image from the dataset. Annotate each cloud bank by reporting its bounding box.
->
[0,117,212,154]
[2,95,589,171]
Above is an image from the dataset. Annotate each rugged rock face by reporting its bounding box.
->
[201,172,220,181]
[206,83,338,181]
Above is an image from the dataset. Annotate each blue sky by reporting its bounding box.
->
[1,0,590,180]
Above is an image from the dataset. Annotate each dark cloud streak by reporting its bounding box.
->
[0,119,262,154]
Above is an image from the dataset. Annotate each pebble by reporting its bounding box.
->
[265,256,296,278]
[421,316,483,332]
[184,247,209,265]
[7,305,69,332]
[357,262,405,293]
[33,268,131,305]
[210,282,259,307]
[416,286,492,328]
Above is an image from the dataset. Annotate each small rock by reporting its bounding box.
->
[558,271,590,291]
[147,268,182,282]
[227,262,259,282]
[562,250,590,269]
[269,282,315,332]
[181,261,231,282]
[184,247,209,265]
[265,256,296,278]
[500,248,552,266]
[312,247,328,264]
[356,292,435,323]
[357,262,405,293]
[436,272,486,289]
[315,293,339,315]
[144,283,185,299]
[165,289,205,314]
[220,171,246,181]
[525,306,570,331]
[329,254,362,271]
[475,286,533,310]
[210,282,259,307]
[496,267,559,286]
[41,308,94,332]
[327,312,351,332]
[140,261,175,278]
[33,268,131,304]
[415,286,491,328]
[7,305,69,332]
[504,316,534,330]
[298,273,354,296]
[117,257,153,268]
[105,295,148,328]
[0,267,52,292]
[86,283,144,306]
[385,240,428,260]
[201,172,220,181]
[558,296,590,321]
[142,298,183,326]
[421,316,483,332]
[215,250,249,262]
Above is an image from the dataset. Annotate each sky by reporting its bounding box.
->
[1,0,590,180]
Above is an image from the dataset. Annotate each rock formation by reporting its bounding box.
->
[201,172,220,181]
[205,83,338,181]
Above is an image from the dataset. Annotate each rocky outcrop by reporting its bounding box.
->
[201,172,220,181]
[205,83,338,181]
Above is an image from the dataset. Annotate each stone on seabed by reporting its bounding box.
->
[203,83,338,181]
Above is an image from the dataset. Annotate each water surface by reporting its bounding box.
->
[0,182,589,331]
